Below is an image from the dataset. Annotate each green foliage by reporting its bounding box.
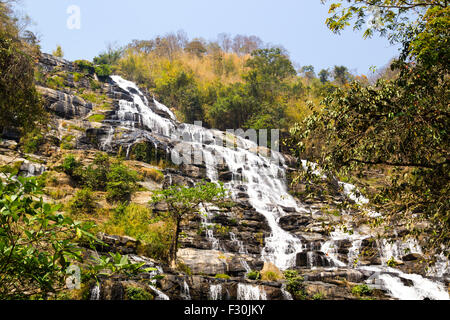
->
[106,162,139,203]
[126,286,153,300]
[291,2,450,257]
[387,257,398,267]
[103,203,174,262]
[82,252,155,283]
[93,46,123,66]
[261,271,281,281]
[94,64,112,78]
[150,182,227,265]
[20,127,45,154]
[74,60,94,74]
[0,32,42,132]
[60,135,75,150]
[0,176,96,299]
[52,45,64,58]
[283,270,306,300]
[88,114,106,123]
[68,188,96,215]
[46,75,65,89]
[214,274,231,280]
[61,154,83,179]
[351,284,373,297]
[247,270,261,280]
[312,292,325,300]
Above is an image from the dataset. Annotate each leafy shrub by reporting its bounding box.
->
[261,271,281,281]
[126,286,153,300]
[60,135,75,150]
[141,168,164,182]
[283,270,306,300]
[46,75,64,89]
[61,154,83,178]
[247,270,261,280]
[103,204,174,262]
[82,153,111,191]
[312,292,325,300]
[351,284,373,297]
[0,176,96,299]
[74,60,94,74]
[20,128,44,154]
[68,188,96,215]
[106,162,138,203]
[73,72,83,82]
[387,257,398,267]
[94,64,112,78]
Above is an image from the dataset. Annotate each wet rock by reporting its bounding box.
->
[219,171,233,182]
[402,253,423,262]
[279,214,311,232]
[180,164,207,179]
[296,251,333,268]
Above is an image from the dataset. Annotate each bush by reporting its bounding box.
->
[125,286,153,300]
[283,270,306,300]
[247,270,260,280]
[82,153,111,191]
[68,188,96,215]
[215,274,231,280]
[60,135,75,150]
[261,271,281,281]
[74,60,94,74]
[61,155,83,177]
[94,64,112,78]
[106,162,138,203]
[103,203,174,262]
[351,284,373,297]
[0,176,96,299]
[20,128,44,154]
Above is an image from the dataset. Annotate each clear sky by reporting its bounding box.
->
[19,0,400,75]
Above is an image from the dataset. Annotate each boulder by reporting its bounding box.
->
[37,86,92,119]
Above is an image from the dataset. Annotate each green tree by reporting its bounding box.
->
[300,65,316,80]
[150,182,227,268]
[318,69,331,83]
[292,1,449,257]
[106,161,139,203]
[332,65,352,85]
[52,45,64,58]
[0,1,42,134]
[0,175,96,299]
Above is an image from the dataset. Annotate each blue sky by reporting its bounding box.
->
[19,0,399,75]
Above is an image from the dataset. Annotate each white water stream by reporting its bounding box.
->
[108,75,449,300]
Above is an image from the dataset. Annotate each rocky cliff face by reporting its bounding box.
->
[1,53,447,301]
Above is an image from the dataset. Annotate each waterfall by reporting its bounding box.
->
[108,75,449,301]
[149,285,170,300]
[209,284,223,300]
[181,280,191,300]
[110,75,305,270]
[237,284,268,300]
[90,283,100,300]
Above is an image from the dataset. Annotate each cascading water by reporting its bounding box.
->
[109,75,306,270]
[237,284,268,300]
[107,75,449,300]
[209,284,223,300]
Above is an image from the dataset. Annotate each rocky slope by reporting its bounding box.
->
[1,53,448,300]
